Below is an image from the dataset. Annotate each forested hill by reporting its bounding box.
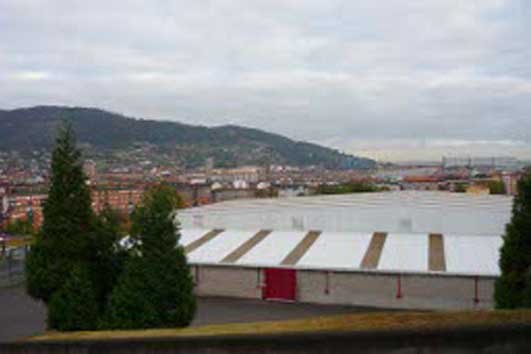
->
[0,106,375,169]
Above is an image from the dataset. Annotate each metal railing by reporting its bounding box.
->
[0,245,28,287]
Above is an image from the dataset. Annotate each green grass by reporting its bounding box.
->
[26,309,531,342]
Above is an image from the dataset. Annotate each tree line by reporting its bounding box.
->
[316,182,382,195]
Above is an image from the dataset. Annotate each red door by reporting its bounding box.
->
[263,268,297,302]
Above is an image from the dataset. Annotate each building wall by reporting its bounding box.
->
[297,270,494,310]
[91,189,143,214]
[213,189,256,203]
[175,184,212,207]
[7,194,47,230]
[192,264,496,310]
[5,188,144,231]
[193,265,263,299]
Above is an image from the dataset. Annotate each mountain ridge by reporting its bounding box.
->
[0,106,375,169]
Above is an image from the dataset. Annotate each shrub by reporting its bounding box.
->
[317,182,379,195]
[47,265,99,331]
[488,180,507,195]
[100,257,158,329]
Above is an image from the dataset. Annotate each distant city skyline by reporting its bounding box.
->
[336,139,531,163]
[1,1,531,162]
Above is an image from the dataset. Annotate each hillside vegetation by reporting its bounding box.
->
[0,106,375,169]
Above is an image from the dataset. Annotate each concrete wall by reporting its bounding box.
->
[192,264,496,310]
[2,325,530,353]
[193,265,263,299]
[297,270,494,310]
[212,189,256,203]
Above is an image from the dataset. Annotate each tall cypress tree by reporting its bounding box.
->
[26,121,94,303]
[495,173,531,308]
[104,185,195,329]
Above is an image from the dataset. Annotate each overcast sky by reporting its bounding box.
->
[1,1,530,162]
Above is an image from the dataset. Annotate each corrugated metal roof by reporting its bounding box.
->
[179,228,503,277]
[178,191,512,235]
[187,230,255,264]
[237,231,307,266]
[180,228,212,246]
[378,233,428,273]
[175,192,510,277]
[297,232,372,269]
[444,234,503,276]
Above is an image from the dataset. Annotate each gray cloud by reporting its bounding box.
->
[1,0,530,161]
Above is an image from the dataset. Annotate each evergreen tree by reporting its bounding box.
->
[104,185,195,329]
[130,185,183,258]
[88,205,128,313]
[26,121,94,303]
[47,265,99,331]
[523,269,531,308]
[495,174,531,308]
[25,241,54,301]
[100,257,158,329]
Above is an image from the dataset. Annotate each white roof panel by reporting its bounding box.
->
[444,234,502,276]
[187,230,255,263]
[297,232,372,269]
[178,191,511,235]
[179,228,505,277]
[179,228,210,247]
[237,231,306,266]
[378,233,428,272]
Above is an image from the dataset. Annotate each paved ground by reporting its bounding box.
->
[0,286,389,343]
[191,297,387,327]
[0,285,46,342]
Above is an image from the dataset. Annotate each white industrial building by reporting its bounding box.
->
[176,192,512,310]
